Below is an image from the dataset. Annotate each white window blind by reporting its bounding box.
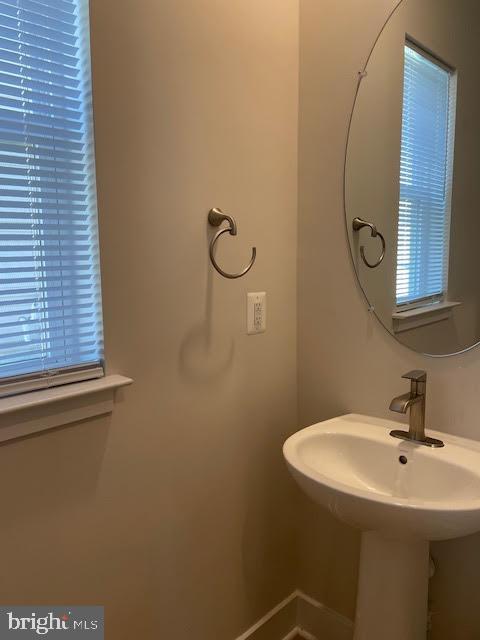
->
[395,43,456,307]
[0,0,104,396]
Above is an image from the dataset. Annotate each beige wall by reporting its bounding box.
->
[298,0,480,636]
[0,2,299,639]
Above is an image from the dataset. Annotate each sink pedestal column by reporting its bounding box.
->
[353,531,429,640]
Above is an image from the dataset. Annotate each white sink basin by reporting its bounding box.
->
[283,413,480,540]
[283,414,480,640]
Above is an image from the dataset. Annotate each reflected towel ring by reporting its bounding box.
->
[352,217,386,269]
[208,208,256,279]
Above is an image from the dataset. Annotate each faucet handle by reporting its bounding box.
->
[402,370,427,382]
[402,370,427,396]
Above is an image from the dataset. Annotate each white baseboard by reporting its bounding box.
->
[235,591,297,640]
[280,627,317,640]
[280,628,302,640]
[296,591,353,640]
[234,590,353,640]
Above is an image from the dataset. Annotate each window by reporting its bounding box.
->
[395,42,456,307]
[0,0,103,397]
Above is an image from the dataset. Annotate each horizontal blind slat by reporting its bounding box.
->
[0,24,78,56]
[0,2,77,31]
[0,0,76,26]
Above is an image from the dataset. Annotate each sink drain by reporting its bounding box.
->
[399,455,408,465]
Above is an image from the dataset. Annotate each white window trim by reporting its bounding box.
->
[0,374,132,443]
[392,300,461,333]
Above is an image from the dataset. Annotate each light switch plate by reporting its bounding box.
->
[247,292,266,334]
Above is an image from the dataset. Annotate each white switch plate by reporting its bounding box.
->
[247,292,266,334]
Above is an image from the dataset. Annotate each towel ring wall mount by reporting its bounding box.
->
[352,217,386,269]
[208,208,256,279]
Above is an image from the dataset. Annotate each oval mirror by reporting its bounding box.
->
[345,0,479,356]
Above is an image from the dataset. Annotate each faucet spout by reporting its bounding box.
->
[389,392,422,414]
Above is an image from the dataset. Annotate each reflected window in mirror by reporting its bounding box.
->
[395,42,457,310]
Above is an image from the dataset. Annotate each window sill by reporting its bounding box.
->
[0,374,132,443]
[392,301,461,333]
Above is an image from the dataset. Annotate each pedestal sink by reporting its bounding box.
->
[283,414,480,640]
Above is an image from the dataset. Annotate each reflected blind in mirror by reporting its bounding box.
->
[0,0,104,396]
[395,43,456,307]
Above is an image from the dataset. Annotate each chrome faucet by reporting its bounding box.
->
[389,370,444,448]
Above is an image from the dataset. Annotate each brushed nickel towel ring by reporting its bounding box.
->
[208,208,256,279]
[352,217,386,269]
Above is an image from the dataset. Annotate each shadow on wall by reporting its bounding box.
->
[298,493,360,621]
[178,226,235,384]
[241,437,299,616]
[430,533,480,637]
